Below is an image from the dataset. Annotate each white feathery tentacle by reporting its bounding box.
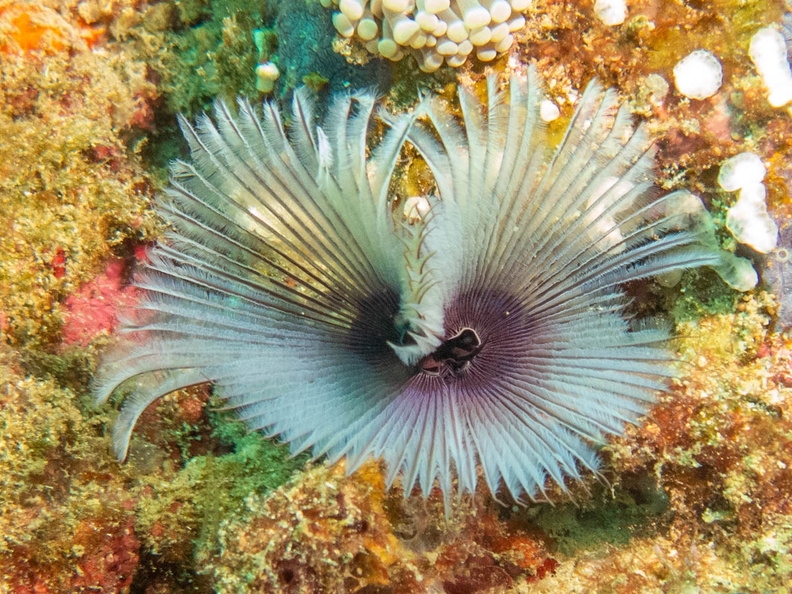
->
[96,71,720,505]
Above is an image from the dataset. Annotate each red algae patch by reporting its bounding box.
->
[62,259,138,347]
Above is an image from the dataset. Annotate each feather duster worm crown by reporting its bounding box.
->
[95,67,718,502]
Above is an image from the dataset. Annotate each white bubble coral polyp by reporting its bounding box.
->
[324,0,531,71]
[749,27,792,108]
[673,50,723,100]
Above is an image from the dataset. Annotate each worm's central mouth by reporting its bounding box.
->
[417,328,482,377]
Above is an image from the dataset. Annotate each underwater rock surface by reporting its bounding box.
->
[2,0,792,591]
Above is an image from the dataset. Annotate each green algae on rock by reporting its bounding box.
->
[0,44,158,350]
[0,350,140,592]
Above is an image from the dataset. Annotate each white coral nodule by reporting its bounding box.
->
[95,67,718,504]
[326,0,529,71]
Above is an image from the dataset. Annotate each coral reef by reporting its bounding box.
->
[0,349,140,592]
[0,342,306,591]
[0,2,307,590]
[3,0,792,590]
[114,0,391,121]
[119,0,268,117]
[209,294,791,593]
[505,0,788,176]
[532,291,792,592]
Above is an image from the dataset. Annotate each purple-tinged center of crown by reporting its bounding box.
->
[414,289,525,389]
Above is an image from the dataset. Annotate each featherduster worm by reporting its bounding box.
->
[95,68,718,502]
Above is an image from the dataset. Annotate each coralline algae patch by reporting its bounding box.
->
[60,259,141,347]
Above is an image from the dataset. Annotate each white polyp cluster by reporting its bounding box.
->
[593,0,626,26]
[255,62,280,93]
[672,50,723,100]
[749,26,792,108]
[323,0,532,71]
[719,153,779,254]
[726,185,779,254]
